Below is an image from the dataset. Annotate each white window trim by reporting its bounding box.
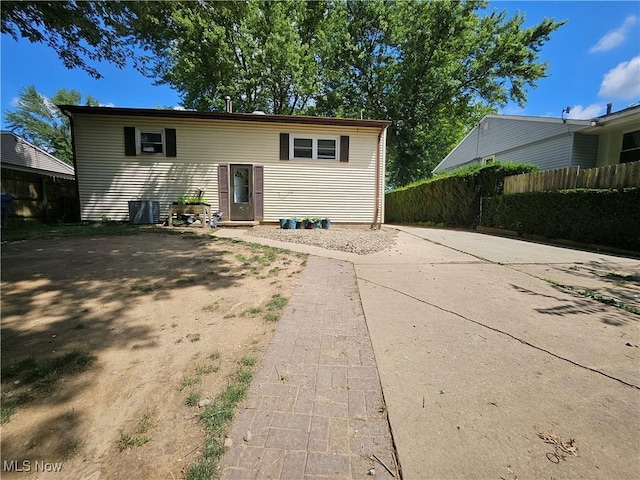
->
[481,155,495,165]
[290,135,339,161]
[136,128,166,156]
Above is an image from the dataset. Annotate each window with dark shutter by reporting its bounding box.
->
[280,133,289,160]
[218,164,229,219]
[165,128,177,157]
[340,136,350,162]
[124,127,136,156]
[254,165,264,220]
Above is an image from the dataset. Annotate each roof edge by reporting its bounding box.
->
[57,105,392,128]
[1,130,75,174]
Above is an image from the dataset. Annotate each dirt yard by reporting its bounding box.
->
[1,229,307,479]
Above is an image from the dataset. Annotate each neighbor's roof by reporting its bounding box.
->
[57,105,392,129]
[1,131,75,178]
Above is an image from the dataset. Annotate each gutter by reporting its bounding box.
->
[59,108,82,222]
[371,125,388,230]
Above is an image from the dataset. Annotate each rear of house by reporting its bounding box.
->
[60,106,390,225]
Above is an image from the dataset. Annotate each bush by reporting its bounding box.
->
[480,188,640,251]
[385,163,538,227]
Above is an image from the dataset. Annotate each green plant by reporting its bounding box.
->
[117,408,156,451]
[186,333,201,342]
[266,294,288,310]
[385,162,538,227]
[1,350,95,425]
[186,391,202,407]
[180,375,202,390]
[187,355,256,479]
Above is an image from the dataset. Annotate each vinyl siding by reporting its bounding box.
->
[571,133,598,168]
[496,135,573,171]
[434,116,589,173]
[72,114,383,223]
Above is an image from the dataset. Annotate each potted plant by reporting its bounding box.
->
[303,217,315,229]
[313,217,322,228]
[280,218,289,229]
[288,217,298,229]
[321,218,331,229]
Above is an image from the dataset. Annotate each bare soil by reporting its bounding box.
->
[1,230,307,479]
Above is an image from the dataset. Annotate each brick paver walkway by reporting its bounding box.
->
[221,256,398,479]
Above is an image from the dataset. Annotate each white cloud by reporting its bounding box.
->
[598,56,640,100]
[590,15,638,53]
[566,104,605,119]
[172,105,186,111]
[10,97,20,107]
[99,102,116,107]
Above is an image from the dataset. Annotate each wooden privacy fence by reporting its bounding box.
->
[504,161,640,195]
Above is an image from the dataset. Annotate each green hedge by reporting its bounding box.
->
[480,188,640,251]
[385,163,538,227]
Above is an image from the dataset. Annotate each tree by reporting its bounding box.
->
[0,1,143,79]
[132,0,330,114]
[4,85,99,165]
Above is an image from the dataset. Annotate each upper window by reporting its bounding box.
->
[620,130,640,164]
[124,126,176,157]
[138,129,164,154]
[291,136,338,160]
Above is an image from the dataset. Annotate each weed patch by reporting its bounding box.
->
[118,408,156,451]
[1,350,95,425]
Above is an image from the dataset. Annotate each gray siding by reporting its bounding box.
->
[571,133,598,168]
[434,116,589,173]
[496,135,573,171]
[1,131,75,178]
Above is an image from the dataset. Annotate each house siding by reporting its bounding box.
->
[434,116,588,173]
[496,135,573,171]
[571,133,598,168]
[72,114,382,223]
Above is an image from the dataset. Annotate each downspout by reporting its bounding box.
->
[371,125,388,230]
[60,109,81,222]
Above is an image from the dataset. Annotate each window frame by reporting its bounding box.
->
[290,135,339,161]
[136,128,166,156]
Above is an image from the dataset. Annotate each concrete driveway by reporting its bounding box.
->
[356,226,639,479]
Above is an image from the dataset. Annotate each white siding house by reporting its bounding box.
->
[59,106,390,225]
[433,105,640,174]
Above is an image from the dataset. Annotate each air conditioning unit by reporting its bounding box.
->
[128,200,160,224]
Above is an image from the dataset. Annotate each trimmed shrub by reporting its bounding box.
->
[385,163,538,227]
[480,188,640,251]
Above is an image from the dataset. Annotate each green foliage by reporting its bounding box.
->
[3,1,564,184]
[131,0,562,184]
[1,1,142,79]
[4,85,99,165]
[480,188,640,251]
[385,163,537,227]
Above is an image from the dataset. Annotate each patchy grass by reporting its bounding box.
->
[0,221,169,242]
[1,350,95,425]
[186,333,201,342]
[117,408,157,452]
[186,391,202,407]
[266,294,288,311]
[187,355,257,479]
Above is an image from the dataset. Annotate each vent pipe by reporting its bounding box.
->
[606,103,612,115]
[225,96,233,113]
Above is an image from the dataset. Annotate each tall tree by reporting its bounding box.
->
[4,86,99,165]
[132,0,330,114]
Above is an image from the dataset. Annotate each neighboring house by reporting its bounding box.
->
[1,131,77,222]
[58,105,390,224]
[433,104,640,174]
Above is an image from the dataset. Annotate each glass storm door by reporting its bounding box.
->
[230,165,253,220]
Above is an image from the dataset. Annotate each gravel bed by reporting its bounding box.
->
[247,225,398,255]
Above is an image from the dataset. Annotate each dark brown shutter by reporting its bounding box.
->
[279,133,289,160]
[340,135,350,162]
[124,127,136,156]
[165,128,177,157]
[218,164,229,220]
[253,165,264,221]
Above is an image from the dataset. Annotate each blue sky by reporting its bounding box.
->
[1,1,639,128]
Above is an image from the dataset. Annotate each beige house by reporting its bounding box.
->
[59,105,390,225]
